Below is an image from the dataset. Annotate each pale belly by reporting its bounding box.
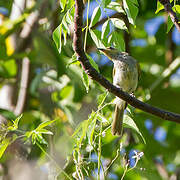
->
[113,61,138,93]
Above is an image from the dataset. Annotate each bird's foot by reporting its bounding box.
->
[130,92,135,98]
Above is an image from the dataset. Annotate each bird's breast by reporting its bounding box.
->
[113,61,138,93]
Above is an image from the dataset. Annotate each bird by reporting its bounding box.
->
[98,47,140,136]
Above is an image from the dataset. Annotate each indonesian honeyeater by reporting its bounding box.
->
[98,47,140,136]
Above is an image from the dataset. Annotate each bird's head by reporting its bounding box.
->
[98,47,128,61]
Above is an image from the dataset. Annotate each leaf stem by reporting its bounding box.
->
[98,121,103,180]
[36,142,72,180]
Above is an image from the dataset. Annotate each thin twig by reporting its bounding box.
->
[14,1,48,115]
[14,57,30,115]
[159,0,180,32]
[104,149,120,176]
[36,142,73,180]
[73,0,180,123]
[91,12,128,29]
[149,57,180,92]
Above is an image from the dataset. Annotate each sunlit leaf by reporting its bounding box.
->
[66,54,80,68]
[3,59,17,77]
[35,133,48,145]
[8,114,23,131]
[107,2,125,13]
[86,53,100,73]
[62,16,70,35]
[0,138,10,159]
[97,91,108,108]
[101,0,111,8]
[53,24,62,53]
[97,113,108,123]
[155,1,164,14]
[60,0,67,12]
[89,29,105,48]
[123,115,146,143]
[123,0,138,25]
[60,85,73,99]
[101,20,110,40]
[111,18,128,31]
[167,16,174,33]
[111,31,125,52]
[89,6,101,27]
[38,129,53,135]
[173,5,180,14]
[82,70,89,93]
[87,111,97,144]
[36,119,57,131]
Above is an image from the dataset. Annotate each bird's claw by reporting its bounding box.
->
[130,92,135,98]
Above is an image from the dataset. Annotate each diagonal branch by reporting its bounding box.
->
[159,0,180,32]
[91,12,129,29]
[73,0,180,123]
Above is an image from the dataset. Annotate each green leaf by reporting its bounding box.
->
[89,6,101,27]
[111,18,128,31]
[36,119,57,131]
[66,9,74,24]
[25,131,33,139]
[101,0,111,8]
[89,29,105,48]
[86,111,97,144]
[60,0,67,12]
[62,16,70,35]
[38,129,53,135]
[107,2,125,13]
[35,133,48,145]
[155,1,164,14]
[0,138,11,159]
[8,114,23,131]
[66,0,75,9]
[62,28,67,45]
[3,59,17,77]
[167,16,174,33]
[123,0,138,25]
[59,85,73,99]
[97,113,108,123]
[72,119,89,148]
[97,91,108,108]
[101,20,110,40]
[111,31,125,52]
[89,118,97,145]
[86,53,100,73]
[66,54,80,68]
[173,5,180,14]
[0,59,17,78]
[82,70,89,93]
[123,115,146,143]
[52,24,62,53]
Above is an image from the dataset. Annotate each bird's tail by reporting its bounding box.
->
[111,99,126,136]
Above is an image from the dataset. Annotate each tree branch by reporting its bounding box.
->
[14,0,48,115]
[14,57,30,116]
[91,12,129,29]
[73,0,180,123]
[149,57,180,93]
[159,0,180,32]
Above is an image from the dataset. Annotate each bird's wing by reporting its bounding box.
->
[113,67,115,81]
[136,62,141,80]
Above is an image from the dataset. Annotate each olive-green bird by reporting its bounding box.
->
[98,47,140,136]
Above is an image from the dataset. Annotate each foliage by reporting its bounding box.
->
[0,0,180,179]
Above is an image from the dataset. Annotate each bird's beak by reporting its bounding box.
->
[97,48,105,52]
[97,48,112,60]
[97,48,110,55]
